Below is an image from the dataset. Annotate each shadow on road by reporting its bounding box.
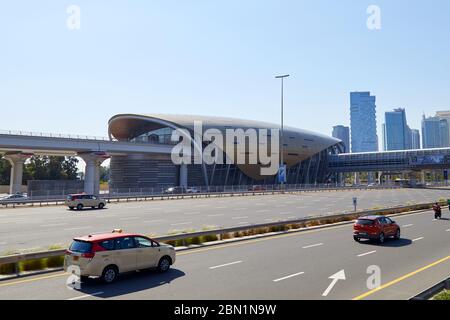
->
[358,238,413,248]
[77,268,185,298]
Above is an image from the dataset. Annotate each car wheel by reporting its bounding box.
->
[101,266,118,284]
[76,204,83,211]
[98,203,105,209]
[378,232,385,244]
[394,229,401,240]
[157,256,171,273]
[353,236,360,242]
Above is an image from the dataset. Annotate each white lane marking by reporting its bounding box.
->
[208,214,224,217]
[446,229,450,232]
[357,250,377,257]
[256,209,270,213]
[39,223,68,227]
[302,243,324,249]
[209,261,243,270]
[279,212,293,215]
[64,226,92,231]
[412,237,424,242]
[273,272,305,283]
[194,205,208,208]
[232,216,249,220]
[234,208,247,211]
[402,224,414,228]
[119,217,139,221]
[184,212,201,215]
[67,292,104,300]
[238,222,250,225]
[171,222,192,226]
[275,205,287,207]
[215,206,227,209]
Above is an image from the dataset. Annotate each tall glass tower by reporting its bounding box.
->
[350,92,378,152]
[383,108,409,151]
[332,125,350,153]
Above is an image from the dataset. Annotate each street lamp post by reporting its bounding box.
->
[275,74,290,185]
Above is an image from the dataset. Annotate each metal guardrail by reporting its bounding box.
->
[0,201,437,275]
[410,277,450,300]
[0,185,402,208]
[0,129,110,141]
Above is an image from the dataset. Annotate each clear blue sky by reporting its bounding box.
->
[1,0,450,147]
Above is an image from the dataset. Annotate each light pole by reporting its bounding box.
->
[275,74,289,184]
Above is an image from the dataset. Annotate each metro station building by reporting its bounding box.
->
[107,114,344,190]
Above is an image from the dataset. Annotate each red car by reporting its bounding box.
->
[353,215,401,244]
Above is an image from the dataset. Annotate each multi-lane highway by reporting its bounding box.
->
[1,188,450,252]
[0,209,448,300]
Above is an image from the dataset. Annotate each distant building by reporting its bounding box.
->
[422,115,449,148]
[332,125,350,153]
[410,129,421,149]
[436,110,450,145]
[350,92,378,152]
[383,108,410,151]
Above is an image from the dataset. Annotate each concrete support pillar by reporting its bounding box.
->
[354,172,360,185]
[368,172,374,184]
[338,173,344,186]
[420,171,426,184]
[3,152,33,194]
[79,152,110,195]
[179,164,188,187]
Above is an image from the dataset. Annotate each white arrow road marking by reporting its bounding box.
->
[67,292,104,300]
[357,250,376,257]
[412,237,424,242]
[209,261,243,270]
[322,270,346,297]
[273,272,305,282]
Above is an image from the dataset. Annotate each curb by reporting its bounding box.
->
[410,277,450,300]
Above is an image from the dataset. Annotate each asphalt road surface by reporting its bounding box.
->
[0,209,448,300]
[0,188,450,252]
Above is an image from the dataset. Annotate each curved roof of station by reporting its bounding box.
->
[108,113,341,180]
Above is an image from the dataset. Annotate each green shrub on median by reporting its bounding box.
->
[45,255,65,268]
[19,258,45,272]
[433,290,450,300]
[0,263,16,275]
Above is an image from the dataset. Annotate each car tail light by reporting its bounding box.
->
[81,252,95,259]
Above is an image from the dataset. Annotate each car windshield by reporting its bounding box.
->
[69,240,92,253]
[356,219,374,226]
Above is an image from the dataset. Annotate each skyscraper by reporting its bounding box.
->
[332,125,350,153]
[422,115,449,148]
[350,92,378,152]
[436,111,450,145]
[383,108,410,151]
[410,129,421,149]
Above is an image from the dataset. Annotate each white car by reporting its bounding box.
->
[0,193,28,205]
[186,187,200,193]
